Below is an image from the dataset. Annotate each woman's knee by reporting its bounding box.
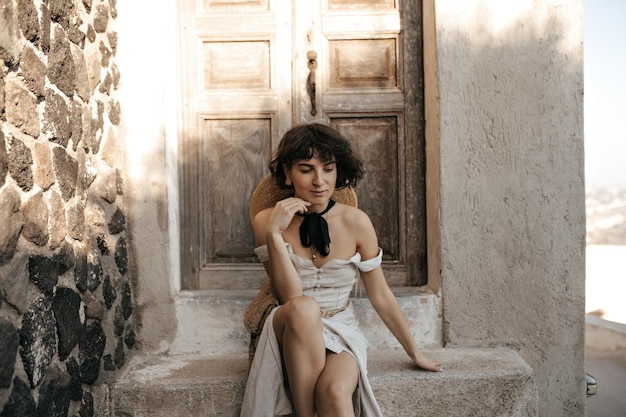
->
[315,378,354,412]
[280,296,322,332]
[281,296,321,328]
[273,296,322,342]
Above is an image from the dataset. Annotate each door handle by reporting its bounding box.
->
[306,51,317,116]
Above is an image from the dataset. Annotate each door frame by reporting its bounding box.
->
[174,0,442,293]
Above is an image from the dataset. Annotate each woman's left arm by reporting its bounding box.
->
[354,211,440,372]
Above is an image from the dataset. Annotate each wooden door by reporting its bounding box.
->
[178,0,426,290]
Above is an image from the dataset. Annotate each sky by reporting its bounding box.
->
[584,0,626,185]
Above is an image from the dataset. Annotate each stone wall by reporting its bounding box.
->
[0,0,132,416]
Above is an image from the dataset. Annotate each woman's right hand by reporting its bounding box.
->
[268,197,311,234]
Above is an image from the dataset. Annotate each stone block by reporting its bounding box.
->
[5,79,39,138]
[93,5,109,33]
[19,44,45,97]
[114,236,127,276]
[66,199,85,241]
[48,0,74,28]
[82,0,92,14]
[71,99,85,150]
[74,249,103,293]
[107,207,126,235]
[68,15,86,48]
[17,0,40,44]
[80,290,103,320]
[170,289,441,356]
[108,348,537,417]
[52,286,85,361]
[19,297,56,388]
[71,43,92,101]
[32,142,55,190]
[28,255,59,294]
[108,99,120,125]
[102,274,116,309]
[76,150,97,199]
[40,3,51,52]
[43,88,72,147]
[0,254,31,313]
[0,130,7,186]
[78,320,106,385]
[1,377,37,417]
[21,191,49,246]
[36,365,72,417]
[0,185,23,264]
[95,165,117,203]
[0,319,19,389]
[52,146,78,201]
[0,0,20,64]
[48,27,76,97]
[7,136,34,192]
[46,190,67,250]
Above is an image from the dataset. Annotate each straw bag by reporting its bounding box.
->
[244,279,279,334]
[244,279,279,360]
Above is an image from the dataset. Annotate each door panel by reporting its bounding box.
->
[328,38,398,89]
[200,119,270,263]
[179,0,426,289]
[203,0,269,12]
[330,117,400,257]
[202,41,271,90]
[178,0,290,289]
[327,0,396,10]
[322,1,415,286]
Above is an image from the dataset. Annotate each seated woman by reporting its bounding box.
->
[241,123,440,417]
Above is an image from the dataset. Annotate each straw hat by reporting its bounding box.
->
[249,174,358,223]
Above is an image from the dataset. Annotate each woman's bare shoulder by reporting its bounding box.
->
[334,202,378,254]
[253,206,274,224]
[336,203,372,225]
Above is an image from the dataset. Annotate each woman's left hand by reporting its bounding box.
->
[412,351,441,372]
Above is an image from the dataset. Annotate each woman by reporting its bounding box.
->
[241,123,440,417]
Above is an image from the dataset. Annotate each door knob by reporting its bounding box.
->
[306,51,317,116]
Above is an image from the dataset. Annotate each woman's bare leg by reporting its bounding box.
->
[315,351,359,417]
[273,296,326,417]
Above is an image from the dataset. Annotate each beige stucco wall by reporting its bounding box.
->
[116,0,179,352]
[117,0,585,415]
[432,1,585,416]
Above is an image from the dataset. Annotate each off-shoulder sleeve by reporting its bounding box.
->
[253,243,294,263]
[354,248,383,272]
[253,245,269,263]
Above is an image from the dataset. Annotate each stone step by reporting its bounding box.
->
[107,348,537,417]
[169,287,443,355]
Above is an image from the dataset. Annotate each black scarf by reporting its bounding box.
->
[297,200,336,257]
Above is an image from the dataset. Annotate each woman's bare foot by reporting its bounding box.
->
[412,351,441,372]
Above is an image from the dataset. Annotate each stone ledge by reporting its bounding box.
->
[369,348,537,417]
[169,288,442,356]
[107,347,536,417]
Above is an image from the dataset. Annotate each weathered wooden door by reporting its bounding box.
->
[178,0,426,290]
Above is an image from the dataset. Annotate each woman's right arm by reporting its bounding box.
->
[253,198,310,303]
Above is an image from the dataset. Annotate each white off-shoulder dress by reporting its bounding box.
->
[240,243,385,417]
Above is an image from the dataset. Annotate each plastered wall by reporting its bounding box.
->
[433,1,586,415]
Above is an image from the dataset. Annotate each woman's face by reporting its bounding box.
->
[286,156,337,210]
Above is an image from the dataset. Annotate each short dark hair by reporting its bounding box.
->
[269,123,365,190]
